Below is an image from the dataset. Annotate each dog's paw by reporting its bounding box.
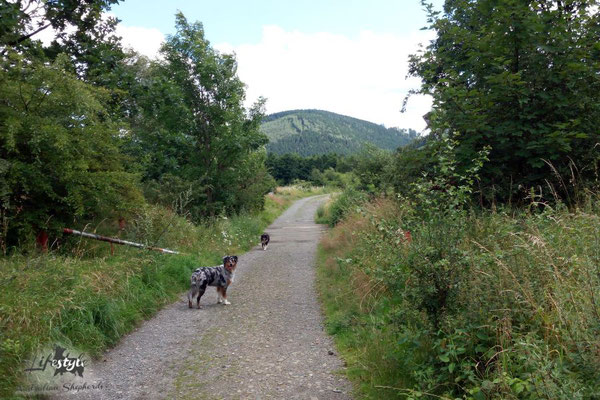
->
[224,300,231,305]
[217,298,223,304]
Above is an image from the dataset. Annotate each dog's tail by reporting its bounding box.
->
[189,269,201,294]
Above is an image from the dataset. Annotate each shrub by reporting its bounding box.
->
[326,188,368,227]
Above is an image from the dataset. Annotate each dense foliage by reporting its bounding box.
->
[319,136,600,398]
[408,0,600,204]
[0,2,275,251]
[0,52,142,249]
[261,109,419,156]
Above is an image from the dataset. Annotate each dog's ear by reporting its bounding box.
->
[232,256,238,263]
[223,256,228,265]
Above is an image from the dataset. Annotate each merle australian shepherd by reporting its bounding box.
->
[260,233,270,250]
[188,255,238,309]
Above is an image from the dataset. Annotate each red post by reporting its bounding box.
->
[396,228,412,245]
[36,230,49,252]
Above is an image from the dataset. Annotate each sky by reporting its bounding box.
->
[110,0,444,132]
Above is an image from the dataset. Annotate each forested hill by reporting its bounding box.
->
[261,109,418,156]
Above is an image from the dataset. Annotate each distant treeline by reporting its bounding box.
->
[266,153,348,185]
[263,142,431,191]
[266,148,399,188]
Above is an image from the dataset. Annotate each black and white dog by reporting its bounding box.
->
[188,256,238,309]
[261,233,270,250]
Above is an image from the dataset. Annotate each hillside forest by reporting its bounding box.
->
[261,109,419,156]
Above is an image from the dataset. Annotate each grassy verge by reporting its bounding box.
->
[317,195,600,399]
[0,185,324,399]
[315,189,364,226]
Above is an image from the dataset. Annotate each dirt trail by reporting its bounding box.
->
[53,195,352,400]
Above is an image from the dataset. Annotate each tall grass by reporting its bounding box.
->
[317,194,600,399]
[316,188,367,227]
[0,186,323,398]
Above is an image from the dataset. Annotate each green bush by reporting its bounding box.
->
[326,188,368,227]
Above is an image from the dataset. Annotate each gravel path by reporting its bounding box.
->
[52,195,352,400]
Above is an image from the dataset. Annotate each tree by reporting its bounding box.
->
[126,13,270,218]
[1,0,133,122]
[1,0,120,53]
[353,144,394,193]
[0,53,142,250]
[409,0,600,203]
[1,0,122,68]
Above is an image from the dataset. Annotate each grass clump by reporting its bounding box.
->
[316,188,367,227]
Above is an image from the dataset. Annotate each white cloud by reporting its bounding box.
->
[107,12,165,59]
[108,21,434,131]
[115,24,165,59]
[216,26,434,131]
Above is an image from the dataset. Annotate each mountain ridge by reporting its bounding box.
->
[261,109,418,156]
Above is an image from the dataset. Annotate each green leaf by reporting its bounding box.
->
[514,382,525,394]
